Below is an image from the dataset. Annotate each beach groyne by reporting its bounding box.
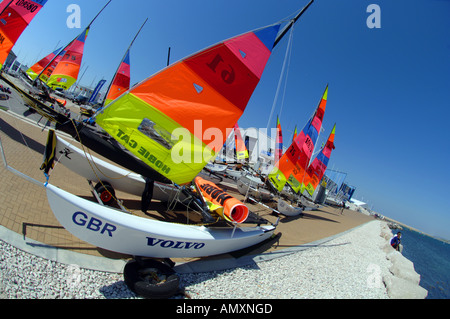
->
[380,222,428,299]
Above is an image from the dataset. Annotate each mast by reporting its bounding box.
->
[102,18,148,106]
[167,47,171,67]
[0,1,13,16]
[273,0,314,49]
[34,0,112,84]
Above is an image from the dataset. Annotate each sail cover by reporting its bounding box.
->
[303,123,335,196]
[0,0,47,68]
[26,46,61,80]
[268,85,328,192]
[95,24,281,185]
[104,49,130,106]
[46,27,89,90]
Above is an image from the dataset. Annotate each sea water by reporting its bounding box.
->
[396,227,450,299]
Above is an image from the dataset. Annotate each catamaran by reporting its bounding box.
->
[236,84,329,216]
[0,0,112,124]
[4,0,315,257]
[1,0,317,298]
[0,0,48,69]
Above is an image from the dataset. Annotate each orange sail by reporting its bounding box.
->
[46,27,89,90]
[96,23,282,185]
[302,123,336,195]
[92,1,314,185]
[268,85,328,192]
[0,0,47,68]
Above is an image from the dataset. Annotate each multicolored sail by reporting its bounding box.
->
[302,123,335,196]
[275,115,283,163]
[104,49,130,106]
[0,0,47,68]
[268,84,328,192]
[95,23,281,185]
[234,122,248,162]
[36,48,66,83]
[46,27,89,90]
[26,46,61,80]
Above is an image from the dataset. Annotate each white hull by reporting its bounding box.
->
[46,184,275,258]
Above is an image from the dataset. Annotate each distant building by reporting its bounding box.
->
[218,126,286,167]
[70,84,105,104]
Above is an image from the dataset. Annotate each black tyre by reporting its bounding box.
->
[94,181,115,205]
[123,259,180,299]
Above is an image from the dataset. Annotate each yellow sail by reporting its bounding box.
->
[96,24,281,185]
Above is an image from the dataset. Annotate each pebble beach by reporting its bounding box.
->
[0,220,427,299]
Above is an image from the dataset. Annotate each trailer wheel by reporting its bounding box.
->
[94,181,115,205]
[124,259,180,299]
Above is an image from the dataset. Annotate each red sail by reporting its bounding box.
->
[0,0,47,67]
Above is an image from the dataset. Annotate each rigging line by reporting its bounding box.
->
[278,26,295,120]
[265,26,295,132]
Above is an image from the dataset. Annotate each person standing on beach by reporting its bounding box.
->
[390,232,402,251]
[340,201,345,215]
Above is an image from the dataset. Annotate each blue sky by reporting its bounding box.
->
[11,0,450,239]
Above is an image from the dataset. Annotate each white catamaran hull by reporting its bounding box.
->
[54,136,188,203]
[277,199,303,216]
[236,174,272,201]
[45,184,275,258]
